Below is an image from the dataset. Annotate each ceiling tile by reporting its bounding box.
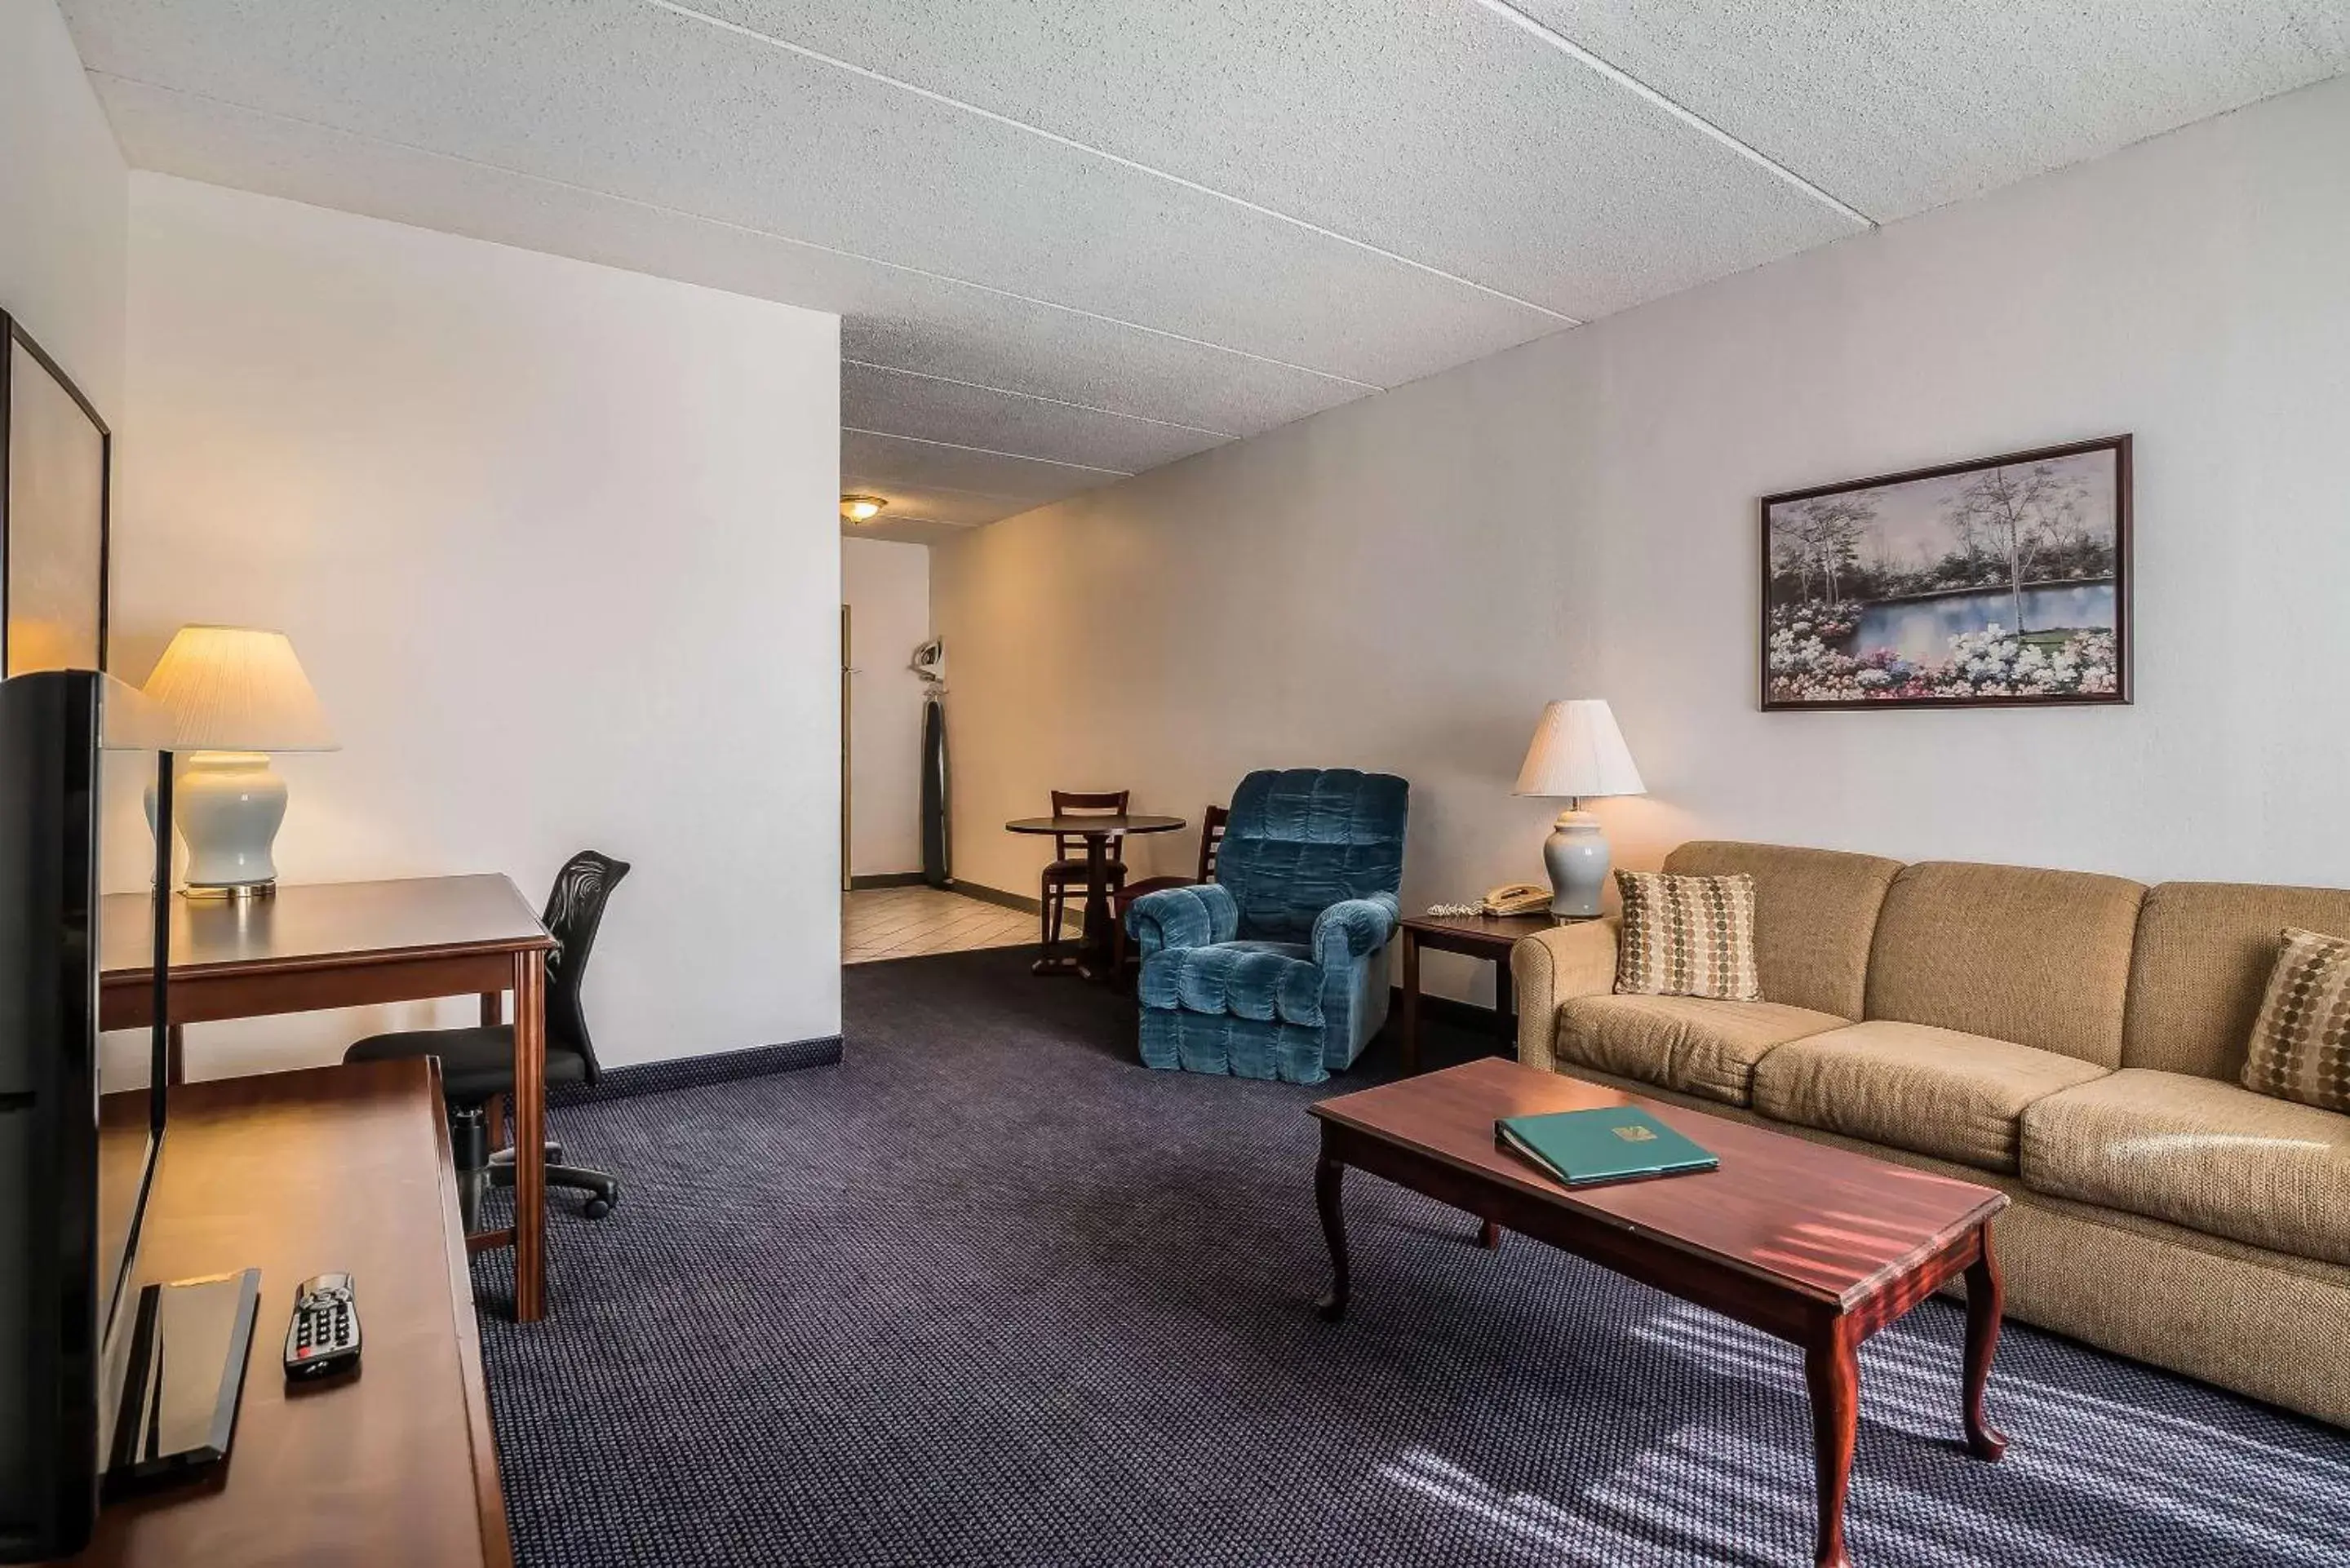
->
[837,308,1352,439]
[841,515,976,547]
[842,361,1226,474]
[67,0,1567,384]
[1514,0,2350,219]
[687,0,1865,318]
[842,429,1116,509]
[832,479,1035,529]
[91,75,1367,439]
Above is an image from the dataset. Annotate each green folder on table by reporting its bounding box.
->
[1495,1106,1718,1189]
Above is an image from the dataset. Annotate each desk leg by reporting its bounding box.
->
[480,994,507,1149]
[166,1024,187,1088]
[512,950,548,1322]
[1399,929,1421,1076]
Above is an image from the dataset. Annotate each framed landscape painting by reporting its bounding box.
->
[1760,435,2131,711]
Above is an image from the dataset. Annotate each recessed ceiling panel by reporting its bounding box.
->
[91,75,1365,439]
[1514,0,2350,219]
[690,0,1864,318]
[66,0,1566,385]
[842,362,1226,475]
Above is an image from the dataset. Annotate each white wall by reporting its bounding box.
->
[933,73,2350,1008]
[841,535,931,878]
[0,0,126,428]
[116,175,842,1074]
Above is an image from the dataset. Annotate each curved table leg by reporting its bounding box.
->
[1314,1153,1350,1322]
[1963,1224,2009,1461]
[1804,1322,1860,1568]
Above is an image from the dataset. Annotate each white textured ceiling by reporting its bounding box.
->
[60,1,2350,543]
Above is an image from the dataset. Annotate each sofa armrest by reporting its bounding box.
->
[1511,918,1619,1073]
[1311,893,1399,969]
[1128,882,1239,957]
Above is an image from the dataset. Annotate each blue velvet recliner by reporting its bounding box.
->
[1126,768,1408,1084]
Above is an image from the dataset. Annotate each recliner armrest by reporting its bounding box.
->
[1512,918,1620,1073]
[1128,882,1239,956]
[1312,893,1399,969]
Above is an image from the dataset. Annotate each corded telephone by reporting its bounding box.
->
[1480,883,1553,917]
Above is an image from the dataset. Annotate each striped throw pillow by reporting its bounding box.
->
[2241,927,2350,1114]
[1613,871,1762,1002]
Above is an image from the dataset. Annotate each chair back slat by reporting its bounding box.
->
[1050,787,1128,862]
[1197,804,1230,884]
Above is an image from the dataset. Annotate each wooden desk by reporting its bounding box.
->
[52,1060,513,1567]
[98,875,558,1322]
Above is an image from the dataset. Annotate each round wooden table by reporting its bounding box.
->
[1004,813,1186,979]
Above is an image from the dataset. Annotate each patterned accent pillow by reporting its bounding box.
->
[1612,870,1761,1002]
[2241,927,2350,1114]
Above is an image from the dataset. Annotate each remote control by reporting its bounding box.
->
[283,1273,361,1380]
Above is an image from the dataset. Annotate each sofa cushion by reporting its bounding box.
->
[2023,1069,2350,1268]
[1142,942,1323,1027]
[2124,882,2350,1079]
[1554,994,1846,1106]
[1865,861,2144,1068]
[1612,871,1760,1001]
[1663,841,1902,1020]
[1753,1019,2108,1172]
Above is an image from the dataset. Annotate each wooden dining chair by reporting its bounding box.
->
[1040,788,1129,950]
[1110,804,1230,972]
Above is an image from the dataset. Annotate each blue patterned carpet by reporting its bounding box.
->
[472,946,2350,1566]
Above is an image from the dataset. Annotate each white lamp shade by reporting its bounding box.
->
[1513,698,1644,800]
[142,626,339,753]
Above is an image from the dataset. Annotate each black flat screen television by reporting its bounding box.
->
[0,669,174,1561]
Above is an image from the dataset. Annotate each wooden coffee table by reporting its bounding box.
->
[1310,1058,2010,1568]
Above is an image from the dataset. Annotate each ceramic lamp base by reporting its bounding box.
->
[1541,808,1611,919]
[166,751,287,896]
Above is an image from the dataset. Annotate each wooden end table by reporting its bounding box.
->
[1397,910,1579,1076]
[1310,1059,2010,1568]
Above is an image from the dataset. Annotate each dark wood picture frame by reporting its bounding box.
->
[1759,435,2131,712]
[1,309,113,676]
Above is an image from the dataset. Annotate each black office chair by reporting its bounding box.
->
[345,851,630,1222]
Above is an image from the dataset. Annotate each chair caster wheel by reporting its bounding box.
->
[583,1195,614,1220]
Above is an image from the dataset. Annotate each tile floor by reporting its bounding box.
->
[843,884,1078,964]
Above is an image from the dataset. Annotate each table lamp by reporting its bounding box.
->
[1512,698,1646,919]
[142,626,338,898]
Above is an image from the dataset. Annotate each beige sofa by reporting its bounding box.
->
[1512,840,2350,1428]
